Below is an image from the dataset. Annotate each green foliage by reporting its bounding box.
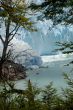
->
[42,82,59,110]
[0,76,73,110]
[42,82,57,102]
[64,73,73,88]
[55,41,73,66]
[61,73,73,110]
[0,0,35,31]
[56,42,73,54]
[30,0,73,25]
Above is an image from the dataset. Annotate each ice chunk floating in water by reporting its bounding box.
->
[41,53,73,63]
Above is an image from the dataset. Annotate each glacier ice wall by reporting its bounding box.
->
[16,19,73,55]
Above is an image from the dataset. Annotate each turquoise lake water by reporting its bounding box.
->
[14,59,73,92]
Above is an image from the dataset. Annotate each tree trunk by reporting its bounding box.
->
[0,63,3,79]
[0,17,11,79]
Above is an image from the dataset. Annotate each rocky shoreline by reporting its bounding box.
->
[2,60,26,80]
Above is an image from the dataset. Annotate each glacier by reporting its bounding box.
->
[0,0,73,66]
[16,19,73,56]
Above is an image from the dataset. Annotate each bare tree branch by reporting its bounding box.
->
[0,35,4,44]
[8,43,13,47]
[8,26,20,43]
[9,25,18,35]
[11,49,32,63]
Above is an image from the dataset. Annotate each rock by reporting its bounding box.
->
[2,60,26,81]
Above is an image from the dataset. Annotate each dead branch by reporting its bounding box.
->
[0,35,4,44]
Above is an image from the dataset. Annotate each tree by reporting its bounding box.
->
[42,82,57,110]
[24,80,40,110]
[0,0,35,78]
[29,0,73,25]
[62,73,73,110]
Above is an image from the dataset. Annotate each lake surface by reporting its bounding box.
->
[14,59,73,92]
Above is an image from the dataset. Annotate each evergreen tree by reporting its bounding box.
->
[42,82,57,110]
[30,0,73,25]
